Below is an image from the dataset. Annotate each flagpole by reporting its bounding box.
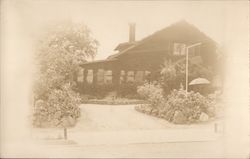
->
[185,47,189,95]
[185,42,202,95]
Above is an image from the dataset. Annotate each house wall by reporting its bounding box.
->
[77,22,221,95]
[79,40,217,86]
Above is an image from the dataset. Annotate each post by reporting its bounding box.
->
[64,128,67,140]
[214,122,218,133]
[185,47,189,95]
[93,68,97,85]
[185,42,202,95]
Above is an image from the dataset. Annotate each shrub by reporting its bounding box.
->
[33,84,81,128]
[163,87,216,124]
[117,82,139,98]
[137,82,165,108]
[135,83,217,124]
[80,84,115,99]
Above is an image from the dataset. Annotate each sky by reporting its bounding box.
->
[4,0,241,60]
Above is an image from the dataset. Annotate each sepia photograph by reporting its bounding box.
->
[0,0,249,158]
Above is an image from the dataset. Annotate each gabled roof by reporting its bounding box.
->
[82,20,218,66]
[108,20,218,59]
[114,42,138,51]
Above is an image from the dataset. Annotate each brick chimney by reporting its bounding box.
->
[129,23,136,42]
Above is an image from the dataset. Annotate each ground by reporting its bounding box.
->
[2,104,225,158]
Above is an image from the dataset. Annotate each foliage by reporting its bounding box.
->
[137,82,165,108]
[118,82,141,99]
[78,82,141,100]
[33,84,81,128]
[33,21,99,128]
[81,98,146,105]
[163,87,215,124]
[136,83,217,124]
[79,84,116,99]
[160,59,214,94]
[34,21,99,100]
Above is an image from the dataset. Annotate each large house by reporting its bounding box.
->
[77,20,222,93]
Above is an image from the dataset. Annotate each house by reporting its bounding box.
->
[77,20,222,94]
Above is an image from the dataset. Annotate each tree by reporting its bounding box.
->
[33,21,99,139]
[160,58,213,94]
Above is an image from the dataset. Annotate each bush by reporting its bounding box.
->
[117,82,139,98]
[78,82,141,99]
[136,84,217,124]
[33,84,81,128]
[80,84,116,99]
[137,82,165,108]
[163,87,215,124]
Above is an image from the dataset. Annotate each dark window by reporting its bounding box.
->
[86,69,93,84]
[97,69,104,84]
[135,71,144,82]
[104,70,112,84]
[127,71,135,82]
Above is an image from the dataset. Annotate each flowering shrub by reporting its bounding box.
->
[137,82,165,108]
[33,84,81,128]
[135,83,217,124]
[164,87,215,124]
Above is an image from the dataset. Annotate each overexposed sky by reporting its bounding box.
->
[5,0,244,60]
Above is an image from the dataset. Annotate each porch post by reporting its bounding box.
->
[83,68,88,85]
[93,68,97,85]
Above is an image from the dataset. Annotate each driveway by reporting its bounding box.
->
[72,104,217,132]
[31,104,222,145]
[66,104,222,145]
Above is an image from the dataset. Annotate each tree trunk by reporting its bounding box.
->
[64,128,67,140]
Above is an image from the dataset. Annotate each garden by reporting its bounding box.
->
[78,82,146,105]
[134,60,223,124]
[136,82,222,124]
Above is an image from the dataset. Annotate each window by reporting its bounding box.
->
[127,71,135,82]
[86,69,93,84]
[77,68,84,83]
[135,71,144,82]
[173,43,186,55]
[97,69,104,84]
[104,70,112,84]
[120,70,126,84]
[144,71,151,81]
[145,71,151,76]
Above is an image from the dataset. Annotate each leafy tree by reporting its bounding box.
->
[160,58,213,94]
[33,21,99,139]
